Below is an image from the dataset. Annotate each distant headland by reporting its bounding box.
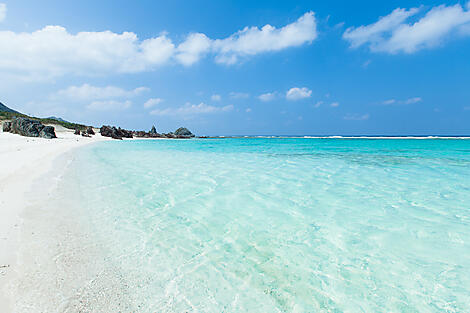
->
[0,101,195,140]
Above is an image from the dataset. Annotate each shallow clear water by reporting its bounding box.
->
[52,139,470,311]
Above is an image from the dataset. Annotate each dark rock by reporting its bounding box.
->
[163,132,175,138]
[81,132,91,138]
[174,127,195,138]
[9,117,56,139]
[150,125,157,135]
[100,125,133,140]
[86,126,95,135]
[74,129,81,135]
[117,127,133,139]
[100,125,121,139]
[133,131,150,138]
[2,121,11,132]
[39,126,57,139]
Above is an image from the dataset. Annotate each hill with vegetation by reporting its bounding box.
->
[0,102,88,131]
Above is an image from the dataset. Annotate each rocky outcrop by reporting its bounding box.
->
[163,132,175,138]
[74,129,81,135]
[39,126,57,139]
[99,125,195,140]
[86,126,95,135]
[174,127,195,138]
[133,131,161,138]
[2,121,11,132]
[7,117,56,139]
[100,125,133,140]
[133,126,163,138]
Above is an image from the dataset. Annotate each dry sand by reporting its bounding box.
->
[0,125,109,311]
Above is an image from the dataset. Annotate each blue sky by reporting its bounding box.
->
[0,0,469,135]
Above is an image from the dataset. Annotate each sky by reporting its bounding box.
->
[0,0,469,136]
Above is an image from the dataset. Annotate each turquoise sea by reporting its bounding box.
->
[19,138,470,312]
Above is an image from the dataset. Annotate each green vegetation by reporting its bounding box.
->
[0,111,88,131]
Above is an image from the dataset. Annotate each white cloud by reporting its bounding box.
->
[343,8,419,49]
[87,100,132,111]
[404,97,422,104]
[0,26,175,79]
[314,101,323,108]
[150,102,233,116]
[258,92,276,102]
[0,3,6,22]
[245,108,252,112]
[229,92,250,99]
[52,84,148,100]
[211,94,221,101]
[344,113,370,120]
[144,98,163,108]
[382,99,396,105]
[0,12,317,79]
[330,102,340,107]
[286,87,312,100]
[213,11,318,64]
[382,97,422,105]
[343,4,470,54]
[175,33,211,66]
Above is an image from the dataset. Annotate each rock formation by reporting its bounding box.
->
[100,125,133,140]
[86,126,95,135]
[7,117,56,139]
[74,129,81,135]
[99,125,195,140]
[3,121,11,132]
[174,127,195,138]
[39,126,57,139]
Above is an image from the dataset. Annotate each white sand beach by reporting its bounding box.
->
[0,126,108,311]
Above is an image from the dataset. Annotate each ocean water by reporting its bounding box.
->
[14,138,470,312]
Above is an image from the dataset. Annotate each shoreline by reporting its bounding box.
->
[0,130,469,311]
[0,128,109,311]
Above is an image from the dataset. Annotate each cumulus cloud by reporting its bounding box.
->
[258,92,276,102]
[286,87,312,100]
[330,102,340,107]
[343,3,470,53]
[150,102,233,116]
[175,33,212,66]
[0,12,317,79]
[213,11,318,64]
[52,84,148,100]
[211,94,221,101]
[144,98,163,108]
[344,113,370,120]
[245,108,252,112]
[87,100,132,111]
[314,101,323,108]
[229,92,250,99]
[0,3,6,22]
[0,26,175,79]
